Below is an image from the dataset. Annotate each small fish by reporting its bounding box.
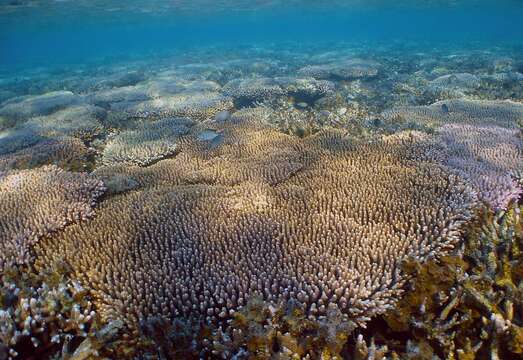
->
[441,103,449,114]
[296,102,308,109]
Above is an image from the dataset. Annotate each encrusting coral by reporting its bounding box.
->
[0,165,106,272]
[34,115,477,353]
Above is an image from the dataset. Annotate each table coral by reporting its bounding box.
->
[381,99,523,130]
[439,124,523,210]
[101,117,194,166]
[34,118,477,344]
[0,136,94,172]
[0,166,106,271]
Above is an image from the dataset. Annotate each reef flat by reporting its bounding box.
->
[1,42,522,359]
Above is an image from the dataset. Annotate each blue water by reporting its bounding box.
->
[1,0,522,72]
[1,2,523,358]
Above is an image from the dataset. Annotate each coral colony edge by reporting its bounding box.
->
[1,2,523,360]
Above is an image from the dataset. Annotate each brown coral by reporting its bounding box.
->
[101,117,194,166]
[372,201,523,360]
[0,136,94,172]
[0,264,97,360]
[0,166,106,271]
[108,92,233,121]
[34,116,477,339]
[381,99,523,130]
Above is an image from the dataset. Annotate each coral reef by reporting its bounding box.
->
[424,73,481,100]
[439,124,523,210]
[101,117,194,166]
[297,59,381,80]
[373,201,523,359]
[223,77,334,106]
[23,104,106,141]
[108,92,233,121]
[0,263,130,360]
[0,91,84,121]
[1,42,522,359]
[35,119,476,340]
[0,165,106,271]
[210,297,356,359]
[88,85,150,107]
[0,264,97,360]
[145,78,222,98]
[0,136,94,172]
[0,128,44,155]
[381,99,523,131]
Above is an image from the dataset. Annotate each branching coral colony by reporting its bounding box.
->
[1,120,522,359]
[1,202,521,359]
[1,47,523,359]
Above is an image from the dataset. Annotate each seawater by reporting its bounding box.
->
[1,1,523,359]
[1,0,523,72]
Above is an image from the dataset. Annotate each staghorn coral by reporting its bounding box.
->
[373,201,523,359]
[210,297,356,359]
[0,264,97,360]
[438,124,523,210]
[380,99,523,130]
[0,165,106,271]
[101,117,194,167]
[0,136,94,172]
[35,118,477,343]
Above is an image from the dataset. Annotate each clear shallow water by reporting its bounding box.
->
[1,0,523,71]
[1,2,523,359]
